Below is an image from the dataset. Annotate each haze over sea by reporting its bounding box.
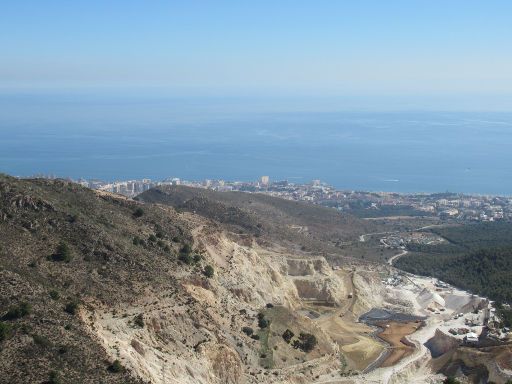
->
[1,90,512,196]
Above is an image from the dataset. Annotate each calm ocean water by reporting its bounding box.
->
[1,91,512,195]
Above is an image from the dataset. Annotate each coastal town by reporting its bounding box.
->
[27,173,512,223]
[61,175,512,223]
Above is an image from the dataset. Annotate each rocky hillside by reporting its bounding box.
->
[0,175,381,384]
[136,185,376,259]
[0,175,198,383]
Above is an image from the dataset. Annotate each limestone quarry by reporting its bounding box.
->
[83,217,511,384]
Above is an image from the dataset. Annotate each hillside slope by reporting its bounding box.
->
[136,185,376,259]
[396,246,512,304]
[0,176,388,384]
[0,175,196,383]
[395,222,512,304]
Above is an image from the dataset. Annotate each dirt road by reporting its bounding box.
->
[387,249,407,266]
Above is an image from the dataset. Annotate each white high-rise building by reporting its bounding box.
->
[260,176,270,186]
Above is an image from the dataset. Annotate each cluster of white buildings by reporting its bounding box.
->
[77,178,156,197]
[60,175,512,223]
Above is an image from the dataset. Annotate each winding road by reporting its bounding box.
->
[387,249,408,266]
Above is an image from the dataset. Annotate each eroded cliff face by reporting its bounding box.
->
[430,343,512,384]
[82,223,355,384]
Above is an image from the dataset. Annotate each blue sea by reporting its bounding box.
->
[1,90,512,195]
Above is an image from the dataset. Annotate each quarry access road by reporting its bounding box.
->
[387,249,408,266]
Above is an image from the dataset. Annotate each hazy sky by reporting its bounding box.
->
[1,1,512,97]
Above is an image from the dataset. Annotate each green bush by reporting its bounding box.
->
[179,253,193,265]
[148,234,157,242]
[282,329,294,343]
[132,207,144,218]
[49,290,60,300]
[298,333,317,352]
[52,241,72,262]
[258,317,269,329]
[48,371,61,384]
[180,243,192,255]
[33,334,51,347]
[134,314,144,328]
[64,301,78,315]
[108,359,124,373]
[3,302,31,320]
[0,322,12,341]
[204,265,214,278]
[291,333,317,352]
[242,326,253,336]
[58,345,68,354]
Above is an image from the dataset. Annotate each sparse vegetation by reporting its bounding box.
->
[0,322,12,341]
[282,329,294,343]
[299,333,317,352]
[48,370,62,384]
[3,302,31,320]
[58,345,69,354]
[180,243,192,254]
[134,314,144,328]
[203,265,214,278]
[64,301,78,315]
[132,207,144,218]
[0,176,162,382]
[178,243,195,264]
[52,241,72,262]
[108,359,124,373]
[496,304,512,328]
[178,252,193,265]
[257,313,269,329]
[33,333,52,347]
[292,333,317,353]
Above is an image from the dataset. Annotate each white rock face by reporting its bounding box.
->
[286,258,330,276]
[82,225,354,384]
[417,288,446,309]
